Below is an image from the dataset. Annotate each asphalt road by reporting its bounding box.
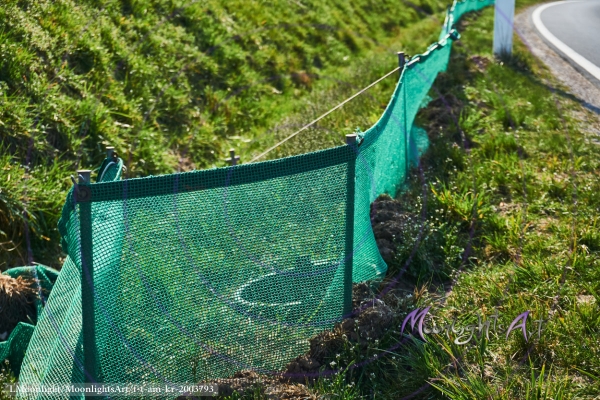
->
[534,0,600,84]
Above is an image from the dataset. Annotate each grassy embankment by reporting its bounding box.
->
[0,0,451,270]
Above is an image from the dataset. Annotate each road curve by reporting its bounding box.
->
[532,0,600,86]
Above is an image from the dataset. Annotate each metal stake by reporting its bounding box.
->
[228,149,240,166]
[78,170,91,184]
[345,134,357,146]
[397,51,406,70]
[344,134,357,315]
[77,169,96,395]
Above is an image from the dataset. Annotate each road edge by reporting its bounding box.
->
[532,1,600,84]
[514,3,600,114]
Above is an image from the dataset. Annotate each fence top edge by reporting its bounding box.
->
[75,144,355,202]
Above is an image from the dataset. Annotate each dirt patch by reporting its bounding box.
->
[202,281,398,396]
[418,90,465,133]
[533,217,557,232]
[468,55,492,73]
[194,370,315,399]
[0,274,38,339]
[352,298,394,340]
[370,194,416,263]
[495,201,521,217]
[352,281,374,309]
[283,282,394,383]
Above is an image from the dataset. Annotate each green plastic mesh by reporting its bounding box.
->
[16,0,494,396]
[17,160,124,390]
[351,33,456,282]
[20,148,356,393]
[351,0,493,282]
[0,323,34,376]
[0,265,59,376]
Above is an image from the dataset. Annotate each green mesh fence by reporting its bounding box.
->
[20,150,356,392]
[351,31,456,283]
[16,0,494,397]
[0,322,34,376]
[14,159,124,390]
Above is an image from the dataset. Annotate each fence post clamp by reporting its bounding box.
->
[73,170,92,202]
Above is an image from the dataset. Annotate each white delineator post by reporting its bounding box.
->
[493,0,516,56]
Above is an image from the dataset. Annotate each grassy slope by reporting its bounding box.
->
[294,3,599,399]
[0,0,447,269]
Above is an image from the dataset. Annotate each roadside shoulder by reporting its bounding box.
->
[514,3,600,113]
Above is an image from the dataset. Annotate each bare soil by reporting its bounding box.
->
[0,274,38,339]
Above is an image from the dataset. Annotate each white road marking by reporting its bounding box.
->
[532,1,600,81]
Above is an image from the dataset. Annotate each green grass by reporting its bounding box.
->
[0,0,451,270]
[0,361,16,400]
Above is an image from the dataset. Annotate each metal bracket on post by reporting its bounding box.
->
[449,28,460,41]
[75,170,92,202]
[345,134,357,147]
[98,146,119,182]
[78,170,91,184]
[406,56,421,68]
[227,149,240,166]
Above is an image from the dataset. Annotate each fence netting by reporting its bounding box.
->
[15,0,494,397]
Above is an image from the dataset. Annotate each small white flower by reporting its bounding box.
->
[330,361,336,367]
[370,373,376,378]
[336,353,341,358]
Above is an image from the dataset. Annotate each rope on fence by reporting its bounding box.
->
[250,65,402,162]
